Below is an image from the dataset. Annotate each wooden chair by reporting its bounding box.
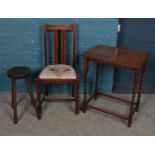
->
[35,24,80,118]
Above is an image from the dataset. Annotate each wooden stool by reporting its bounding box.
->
[7,66,39,124]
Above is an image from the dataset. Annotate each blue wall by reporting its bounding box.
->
[0,18,118,93]
[114,19,155,93]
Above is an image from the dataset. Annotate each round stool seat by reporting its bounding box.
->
[7,66,31,79]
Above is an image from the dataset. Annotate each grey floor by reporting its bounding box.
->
[0,92,155,136]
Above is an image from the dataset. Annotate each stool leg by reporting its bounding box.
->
[11,81,14,109]
[12,79,17,124]
[94,63,99,100]
[75,80,80,115]
[25,79,40,119]
[128,69,139,127]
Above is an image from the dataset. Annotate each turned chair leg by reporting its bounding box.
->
[25,79,40,119]
[12,79,17,124]
[75,81,80,115]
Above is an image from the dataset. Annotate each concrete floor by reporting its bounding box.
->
[0,92,155,136]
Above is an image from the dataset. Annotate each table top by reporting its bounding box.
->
[7,66,31,79]
[82,45,149,69]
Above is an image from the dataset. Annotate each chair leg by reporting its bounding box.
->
[45,85,49,97]
[25,79,40,119]
[83,72,87,113]
[36,84,42,118]
[75,80,80,115]
[72,85,75,97]
[12,79,17,124]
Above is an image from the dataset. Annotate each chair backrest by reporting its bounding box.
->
[43,24,77,67]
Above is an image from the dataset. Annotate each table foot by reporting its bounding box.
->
[128,118,132,127]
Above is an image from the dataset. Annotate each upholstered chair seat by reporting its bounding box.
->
[39,64,76,79]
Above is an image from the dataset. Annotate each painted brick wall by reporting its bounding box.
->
[114,19,155,93]
[0,18,118,93]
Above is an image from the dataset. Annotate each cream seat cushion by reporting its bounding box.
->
[39,64,76,79]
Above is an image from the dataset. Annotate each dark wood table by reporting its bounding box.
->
[82,45,149,127]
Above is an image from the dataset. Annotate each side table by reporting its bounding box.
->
[82,45,149,127]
